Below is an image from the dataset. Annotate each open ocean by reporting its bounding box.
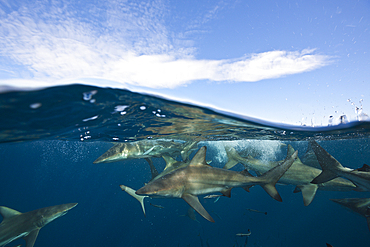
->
[1,84,370,247]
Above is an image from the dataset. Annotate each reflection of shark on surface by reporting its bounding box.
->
[330,197,370,232]
[224,145,356,206]
[310,140,370,191]
[136,146,297,222]
[0,203,77,247]
[93,139,198,164]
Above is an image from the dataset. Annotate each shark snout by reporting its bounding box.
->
[135,187,147,195]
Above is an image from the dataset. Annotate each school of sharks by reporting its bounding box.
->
[1,139,370,247]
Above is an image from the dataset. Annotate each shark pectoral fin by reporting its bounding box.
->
[220,188,232,198]
[311,170,338,184]
[261,184,282,202]
[24,229,40,247]
[223,159,239,170]
[297,184,318,206]
[182,194,215,223]
[145,158,159,182]
[142,146,157,155]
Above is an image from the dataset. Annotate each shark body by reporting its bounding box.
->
[330,197,370,232]
[310,140,370,191]
[93,140,198,164]
[136,146,297,222]
[0,203,77,247]
[224,145,356,206]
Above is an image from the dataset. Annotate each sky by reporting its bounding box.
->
[0,0,369,126]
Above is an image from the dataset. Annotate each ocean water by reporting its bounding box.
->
[1,84,370,247]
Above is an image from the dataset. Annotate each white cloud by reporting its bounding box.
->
[0,0,331,89]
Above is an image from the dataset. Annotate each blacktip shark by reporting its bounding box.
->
[136,146,297,222]
[330,197,370,232]
[0,203,77,247]
[224,145,356,206]
[93,139,198,164]
[310,140,370,191]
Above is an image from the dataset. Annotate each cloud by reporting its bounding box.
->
[0,0,331,89]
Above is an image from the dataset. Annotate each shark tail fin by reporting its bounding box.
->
[120,185,147,217]
[223,146,246,170]
[181,141,199,162]
[259,150,298,202]
[309,140,344,184]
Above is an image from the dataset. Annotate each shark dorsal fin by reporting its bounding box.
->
[0,206,21,219]
[355,164,370,172]
[189,146,209,167]
[287,145,302,163]
[162,155,178,171]
[239,169,253,177]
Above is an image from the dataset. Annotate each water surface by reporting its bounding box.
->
[1,85,369,247]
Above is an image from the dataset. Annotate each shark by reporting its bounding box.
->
[93,139,198,164]
[310,140,370,191]
[179,207,200,223]
[223,145,356,206]
[0,203,77,247]
[136,146,297,222]
[330,197,370,232]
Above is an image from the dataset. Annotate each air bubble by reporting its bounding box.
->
[30,103,42,109]
[83,90,97,101]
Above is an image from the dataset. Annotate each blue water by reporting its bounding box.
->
[1,85,370,246]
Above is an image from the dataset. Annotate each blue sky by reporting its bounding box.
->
[0,0,369,125]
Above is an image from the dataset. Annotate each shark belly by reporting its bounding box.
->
[0,231,28,246]
[185,182,230,196]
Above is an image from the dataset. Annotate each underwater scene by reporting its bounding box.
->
[1,85,370,247]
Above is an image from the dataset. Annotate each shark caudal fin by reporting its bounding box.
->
[309,140,344,184]
[223,146,247,170]
[180,141,199,162]
[258,150,298,202]
[120,185,148,216]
